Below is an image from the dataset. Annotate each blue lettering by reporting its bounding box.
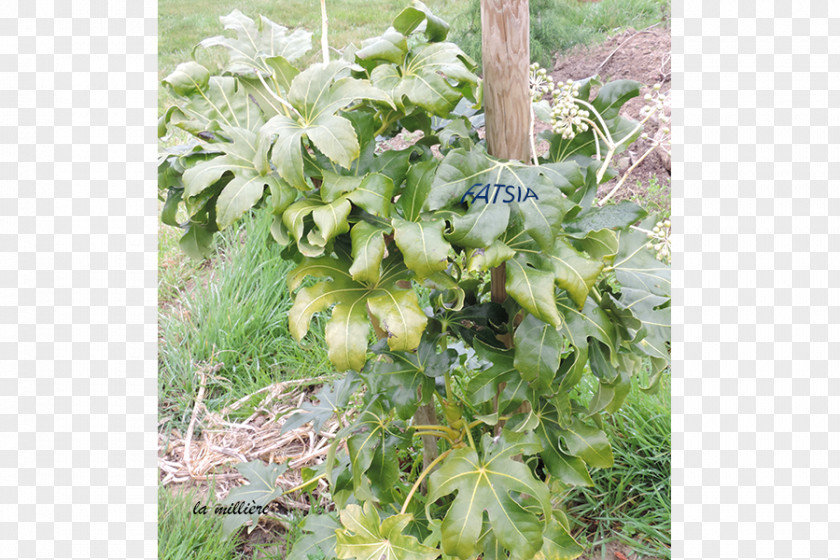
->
[492,184,505,203]
[460,184,537,204]
[522,187,539,202]
[503,185,516,203]
[460,183,482,205]
[473,184,491,203]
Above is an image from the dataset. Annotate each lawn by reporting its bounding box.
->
[157,1,671,559]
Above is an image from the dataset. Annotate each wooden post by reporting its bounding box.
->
[480,0,530,330]
[480,0,531,163]
[481,1,530,431]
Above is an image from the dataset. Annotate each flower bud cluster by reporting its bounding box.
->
[645,218,671,262]
[550,79,590,140]
[529,63,554,103]
[639,83,670,137]
[637,84,671,158]
[529,63,590,141]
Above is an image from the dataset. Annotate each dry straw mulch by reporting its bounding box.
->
[159,363,343,512]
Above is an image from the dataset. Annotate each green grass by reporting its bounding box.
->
[566,368,671,559]
[450,0,670,71]
[632,175,671,222]
[159,487,245,560]
[158,210,331,430]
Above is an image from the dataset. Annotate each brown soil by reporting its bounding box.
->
[552,25,672,203]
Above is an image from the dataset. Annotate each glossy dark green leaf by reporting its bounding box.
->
[397,160,438,222]
[372,43,477,117]
[261,61,393,189]
[533,399,593,487]
[393,217,451,279]
[356,27,408,65]
[345,402,404,500]
[591,79,642,121]
[366,333,457,420]
[162,62,264,136]
[393,1,450,41]
[289,253,427,371]
[558,418,614,469]
[587,366,630,416]
[349,221,391,284]
[534,518,584,560]
[575,228,619,262]
[161,188,183,227]
[555,295,618,356]
[588,340,617,383]
[506,254,563,327]
[621,287,670,361]
[514,314,562,390]
[179,221,215,260]
[466,339,529,414]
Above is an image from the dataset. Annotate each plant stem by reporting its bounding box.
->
[319,0,329,64]
[399,449,452,515]
[464,423,477,450]
[574,99,614,145]
[413,424,460,439]
[282,472,327,495]
[444,371,455,404]
[413,431,454,442]
[374,113,400,137]
[467,416,509,430]
[256,71,294,118]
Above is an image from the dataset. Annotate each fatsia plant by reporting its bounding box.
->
[159,3,670,559]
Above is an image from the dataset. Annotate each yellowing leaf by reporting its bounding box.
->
[288,253,427,371]
[336,502,439,560]
[393,218,451,279]
[349,221,390,284]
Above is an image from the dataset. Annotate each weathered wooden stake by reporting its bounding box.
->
[480,0,530,327]
[480,0,531,162]
[481,1,531,432]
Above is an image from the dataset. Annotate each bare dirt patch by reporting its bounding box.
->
[552,25,671,203]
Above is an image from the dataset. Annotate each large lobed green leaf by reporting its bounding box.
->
[219,460,289,537]
[428,431,552,560]
[162,62,265,136]
[260,61,394,190]
[198,9,312,76]
[365,332,458,420]
[288,252,427,371]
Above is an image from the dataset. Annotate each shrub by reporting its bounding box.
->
[158,3,670,559]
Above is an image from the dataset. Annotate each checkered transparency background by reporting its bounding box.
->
[0,0,158,559]
[672,1,840,559]
[0,0,837,558]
